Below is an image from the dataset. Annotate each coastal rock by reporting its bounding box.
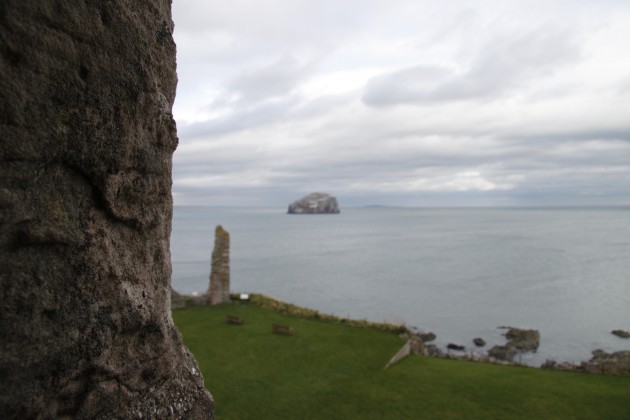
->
[425,345,443,357]
[207,225,231,305]
[473,338,486,347]
[288,192,340,214]
[488,327,540,362]
[611,329,630,339]
[409,327,436,343]
[581,350,630,375]
[410,327,437,343]
[541,359,576,371]
[488,345,518,362]
[419,332,437,343]
[0,1,213,418]
[504,327,540,351]
[447,343,466,352]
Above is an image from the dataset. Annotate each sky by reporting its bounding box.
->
[171,0,630,207]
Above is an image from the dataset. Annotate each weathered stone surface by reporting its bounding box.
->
[288,192,340,214]
[0,1,213,418]
[171,287,188,309]
[488,345,518,362]
[504,328,540,351]
[580,350,630,375]
[425,344,443,357]
[418,332,437,343]
[543,350,630,375]
[473,338,486,347]
[408,327,436,343]
[488,327,539,361]
[207,225,230,305]
[447,343,466,352]
[611,329,630,339]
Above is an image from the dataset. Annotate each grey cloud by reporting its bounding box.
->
[170,1,630,207]
[178,91,354,141]
[227,55,315,103]
[172,155,630,207]
[175,55,326,140]
[173,124,630,206]
[509,128,630,144]
[178,96,299,140]
[363,25,581,106]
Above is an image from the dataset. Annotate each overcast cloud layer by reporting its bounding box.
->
[172,0,630,207]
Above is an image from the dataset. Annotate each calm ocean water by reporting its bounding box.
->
[171,206,630,366]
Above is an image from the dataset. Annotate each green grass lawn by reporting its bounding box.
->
[173,303,630,419]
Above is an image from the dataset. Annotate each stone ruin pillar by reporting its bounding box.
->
[207,225,231,305]
[0,1,214,417]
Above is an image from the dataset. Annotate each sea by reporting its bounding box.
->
[170,206,630,366]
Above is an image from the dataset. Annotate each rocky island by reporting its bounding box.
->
[288,192,340,214]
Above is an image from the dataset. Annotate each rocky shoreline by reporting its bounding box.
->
[173,291,630,376]
[403,327,630,376]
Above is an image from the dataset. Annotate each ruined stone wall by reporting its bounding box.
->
[208,225,230,305]
[0,1,214,417]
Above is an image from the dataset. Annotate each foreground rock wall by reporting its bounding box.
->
[0,1,213,418]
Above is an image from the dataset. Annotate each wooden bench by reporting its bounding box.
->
[226,315,244,325]
[272,324,294,336]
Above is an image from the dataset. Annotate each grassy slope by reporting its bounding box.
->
[173,303,630,420]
